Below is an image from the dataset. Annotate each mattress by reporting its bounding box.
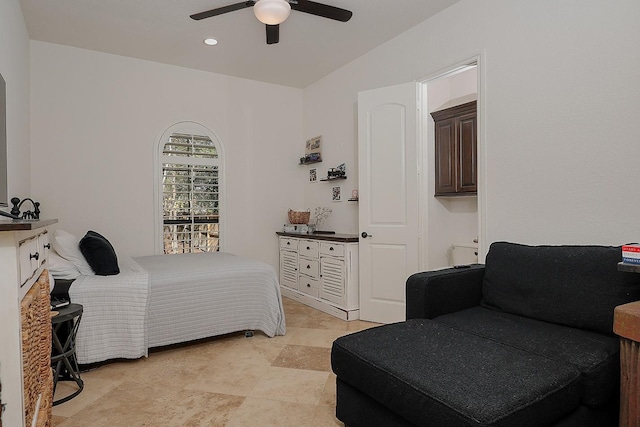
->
[70,252,286,364]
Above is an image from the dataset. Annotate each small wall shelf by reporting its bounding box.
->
[299,159,322,165]
[320,176,347,181]
[348,198,359,202]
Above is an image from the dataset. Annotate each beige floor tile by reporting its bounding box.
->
[282,311,311,328]
[184,359,268,396]
[214,334,288,367]
[162,390,245,427]
[51,415,67,425]
[149,332,247,364]
[319,374,338,407]
[53,381,168,427]
[250,366,329,405]
[282,298,313,313]
[226,397,317,427]
[286,327,347,348]
[311,404,345,427]
[52,297,354,426]
[52,377,123,418]
[272,345,331,372]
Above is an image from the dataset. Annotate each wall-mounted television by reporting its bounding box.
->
[0,72,7,208]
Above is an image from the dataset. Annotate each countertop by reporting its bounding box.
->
[0,218,58,231]
[276,231,359,243]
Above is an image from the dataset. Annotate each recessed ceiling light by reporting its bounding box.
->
[204,38,218,46]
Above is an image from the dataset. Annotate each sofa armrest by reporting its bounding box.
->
[406,265,485,320]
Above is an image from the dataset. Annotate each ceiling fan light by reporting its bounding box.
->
[253,0,291,25]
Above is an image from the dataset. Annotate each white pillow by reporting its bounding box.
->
[48,251,82,280]
[51,229,95,275]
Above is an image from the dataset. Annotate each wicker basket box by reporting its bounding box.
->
[288,209,310,224]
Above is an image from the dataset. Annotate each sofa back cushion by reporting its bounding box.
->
[481,242,640,335]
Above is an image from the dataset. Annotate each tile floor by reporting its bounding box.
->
[52,297,379,426]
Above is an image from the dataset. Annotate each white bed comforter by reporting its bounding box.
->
[70,252,286,364]
[70,257,149,364]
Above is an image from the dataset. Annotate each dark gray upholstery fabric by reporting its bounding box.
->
[406,265,485,319]
[332,320,581,427]
[336,379,418,427]
[434,306,620,406]
[481,242,640,335]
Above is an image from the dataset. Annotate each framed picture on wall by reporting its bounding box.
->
[332,186,342,202]
[310,168,317,182]
[305,136,322,162]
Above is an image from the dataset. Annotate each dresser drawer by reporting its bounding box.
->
[298,258,319,279]
[39,230,51,268]
[320,242,344,257]
[299,240,319,259]
[19,235,40,287]
[298,276,320,298]
[280,237,298,251]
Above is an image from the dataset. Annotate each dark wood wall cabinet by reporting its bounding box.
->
[431,100,477,197]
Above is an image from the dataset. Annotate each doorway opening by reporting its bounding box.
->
[420,59,483,269]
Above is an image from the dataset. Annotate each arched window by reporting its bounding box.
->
[155,122,224,254]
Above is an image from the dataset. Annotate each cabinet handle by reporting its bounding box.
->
[44,243,51,249]
[307,283,311,288]
[286,242,290,245]
[30,252,40,261]
[306,246,310,250]
[307,265,311,269]
[329,247,334,251]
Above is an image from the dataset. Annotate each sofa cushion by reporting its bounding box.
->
[481,242,640,335]
[332,320,582,427]
[434,307,620,406]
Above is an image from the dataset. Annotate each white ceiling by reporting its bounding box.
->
[19,0,459,88]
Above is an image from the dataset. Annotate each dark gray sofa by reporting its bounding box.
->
[331,242,640,426]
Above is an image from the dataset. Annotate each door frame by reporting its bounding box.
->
[418,53,487,265]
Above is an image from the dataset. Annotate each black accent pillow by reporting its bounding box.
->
[79,230,120,276]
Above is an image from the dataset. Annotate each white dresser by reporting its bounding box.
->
[277,232,359,320]
[0,219,57,427]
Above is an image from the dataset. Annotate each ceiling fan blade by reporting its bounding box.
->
[190,1,255,21]
[291,0,352,22]
[266,24,280,44]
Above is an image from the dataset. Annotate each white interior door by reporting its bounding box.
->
[358,82,420,323]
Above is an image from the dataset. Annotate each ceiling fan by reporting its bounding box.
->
[190,0,353,45]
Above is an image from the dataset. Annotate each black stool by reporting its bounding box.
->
[51,303,84,405]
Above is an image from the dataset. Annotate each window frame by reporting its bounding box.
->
[154,121,226,255]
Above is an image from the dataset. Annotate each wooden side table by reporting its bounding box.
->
[614,297,640,427]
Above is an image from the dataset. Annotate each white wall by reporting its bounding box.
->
[301,80,359,233]
[0,0,31,207]
[304,0,640,256]
[0,2,31,425]
[29,42,304,268]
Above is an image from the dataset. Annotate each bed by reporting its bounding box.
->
[49,231,286,365]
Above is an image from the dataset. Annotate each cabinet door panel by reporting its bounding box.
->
[280,249,298,289]
[321,257,345,306]
[457,112,477,193]
[434,118,457,195]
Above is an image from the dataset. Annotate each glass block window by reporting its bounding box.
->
[161,132,221,254]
